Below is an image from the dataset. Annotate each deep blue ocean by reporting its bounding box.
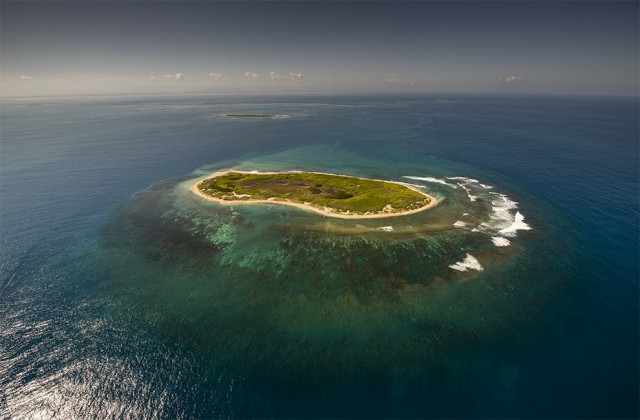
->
[1,94,638,418]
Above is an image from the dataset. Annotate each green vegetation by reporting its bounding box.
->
[198,171,432,215]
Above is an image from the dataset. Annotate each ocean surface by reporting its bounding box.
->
[1,93,638,418]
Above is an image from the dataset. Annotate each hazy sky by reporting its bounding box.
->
[1,1,638,97]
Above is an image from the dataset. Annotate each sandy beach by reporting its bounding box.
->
[190,170,438,219]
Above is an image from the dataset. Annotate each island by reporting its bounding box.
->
[223,114,290,119]
[190,171,437,219]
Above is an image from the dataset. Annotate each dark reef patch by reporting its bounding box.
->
[95,169,575,403]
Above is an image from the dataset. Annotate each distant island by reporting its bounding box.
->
[191,171,436,218]
[223,114,290,119]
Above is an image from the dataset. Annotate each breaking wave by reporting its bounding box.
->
[498,211,532,237]
[449,254,484,272]
[447,176,479,183]
[475,193,531,238]
[491,237,511,247]
[404,174,532,246]
[403,176,457,188]
[457,182,478,201]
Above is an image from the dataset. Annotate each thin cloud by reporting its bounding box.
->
[160,73,186,80]
[269,71,285,80]
[209,73,222,80]
[19,75,33,80]
[244,72,259,79]
[288,72,303,79]
[498,75,522,84]
[385,78,417,86]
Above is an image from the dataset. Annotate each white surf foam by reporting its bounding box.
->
[448,176,479,183]
[376,226,394,232]
[457,183,478,201]
[403,176,457,188]
[476,195,518,232]
[447,176,480,184]
[455,186,533,239]
[408,175,532,240]
[498,211,531,237]
[449,254,484,272]
[491,236,511,247]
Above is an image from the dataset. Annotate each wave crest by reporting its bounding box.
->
[449,254,484,272]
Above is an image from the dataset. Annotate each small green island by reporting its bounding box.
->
[223,114,289,119]
[192,171,436,218]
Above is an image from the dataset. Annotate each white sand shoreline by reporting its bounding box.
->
[189,170,438,219]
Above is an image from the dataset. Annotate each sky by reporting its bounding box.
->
[1,1,638,97]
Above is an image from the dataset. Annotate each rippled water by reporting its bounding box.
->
[1,94,638,418]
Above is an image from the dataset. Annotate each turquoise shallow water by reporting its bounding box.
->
[1,94,638,418]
